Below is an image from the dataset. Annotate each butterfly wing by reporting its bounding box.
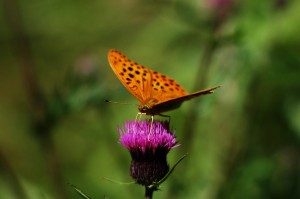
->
[148,69,188,103]
[108,49,220,115]
[151,86,220,113]
[108,49,188,104]
[108,49,153,102]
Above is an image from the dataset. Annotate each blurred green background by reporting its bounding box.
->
[1,0,300,198]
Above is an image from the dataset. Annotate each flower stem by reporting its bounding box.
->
[145,186,154,199]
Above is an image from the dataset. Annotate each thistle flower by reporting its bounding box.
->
[118,120,178,188]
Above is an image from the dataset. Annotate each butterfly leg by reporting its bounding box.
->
[135,113,156,140]
[135,112,140,121]
[135,112,146,122]
[147,115,154,141]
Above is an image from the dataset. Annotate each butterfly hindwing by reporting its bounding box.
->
[151,86,220,113]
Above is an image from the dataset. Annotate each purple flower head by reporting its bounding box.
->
[118,120,178,186]
[119,120,177,154]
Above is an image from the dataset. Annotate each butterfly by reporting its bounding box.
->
[108,49,220,116]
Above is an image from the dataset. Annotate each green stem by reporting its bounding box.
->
[145,186,154,199]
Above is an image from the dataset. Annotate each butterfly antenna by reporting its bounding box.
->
[104,99,138,106]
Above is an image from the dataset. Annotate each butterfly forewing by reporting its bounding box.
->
[108,49,188,105]
[108,50,152,102]
[149,70,188,104]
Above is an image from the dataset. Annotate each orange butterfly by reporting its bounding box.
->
[108,49,220,116]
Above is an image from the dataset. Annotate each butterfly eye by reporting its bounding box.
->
[138,105,149,113]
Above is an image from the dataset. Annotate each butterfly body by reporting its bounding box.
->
[108,49,220,115]
[138,97,182,115]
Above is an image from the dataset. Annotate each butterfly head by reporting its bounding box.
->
[138,104,150,114]
[138,98,159,115]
